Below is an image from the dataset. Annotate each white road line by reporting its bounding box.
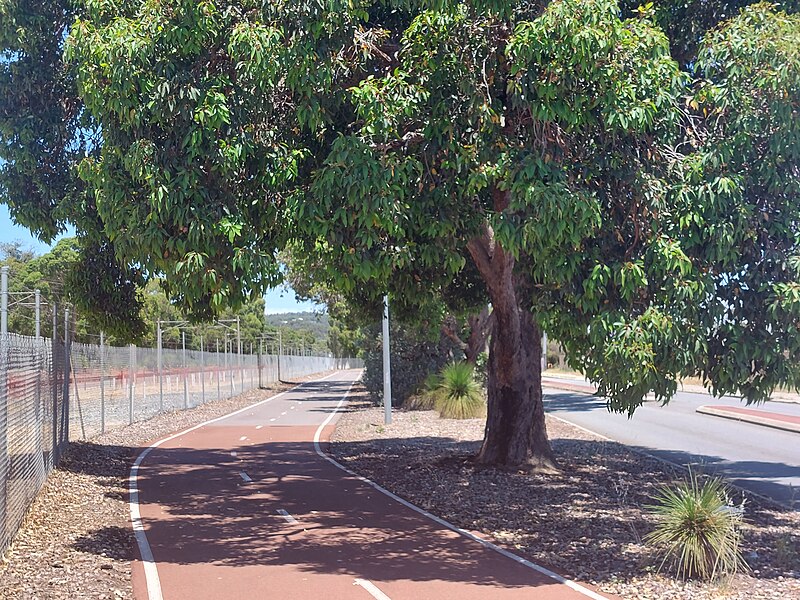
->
[230,451,237,458]
[129,371,344,600]
[239,471,253,483]
[256,425,263,430]
[281,411,287,415]
[239,436,247,441]
[269,418,276,422]
[313,377,609,600]
[354,579,391,600]
[277,509,298,524]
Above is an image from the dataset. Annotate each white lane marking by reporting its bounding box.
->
[256,425,263,430]
[313,377,609,600]
[231,451,237,458]
[290,406,296,410]
[239,436,247,441]
[130,371,344,600]
[277,509,298,524]
[269,418,276,422]
[281,411,287,416]
[354,579,391,600]
[239,471,253,483]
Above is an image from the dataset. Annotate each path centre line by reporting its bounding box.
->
[312,378,609,600]
[354,578,392,600]
[129,371,343,600]
[277,509,299,524]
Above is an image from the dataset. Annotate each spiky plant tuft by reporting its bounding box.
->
[433,362,485,419]
[644,469,749,581]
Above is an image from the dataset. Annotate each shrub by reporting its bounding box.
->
[433,362,486,419]
[644,469,748,581]
[404,372,442,410]
[361,323,460,406]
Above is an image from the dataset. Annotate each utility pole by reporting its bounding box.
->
[382,294,392,425]
[541,331,548,372]
[1,265,8,335]
[34,289,40,338]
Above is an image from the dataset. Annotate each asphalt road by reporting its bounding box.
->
[543,381,800,508]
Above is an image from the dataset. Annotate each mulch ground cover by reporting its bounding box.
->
[330,394,800,600]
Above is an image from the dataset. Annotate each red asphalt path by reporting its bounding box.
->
[131,370,611,600]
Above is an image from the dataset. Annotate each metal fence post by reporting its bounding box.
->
[216,339,221,401]
[277,330,282,382]
[182,330,188,409]
[237,317,243,393]
[157,321,163,412]
[51,302,57,464]
[200,335,205,405]
[0,266,8,549]
[63,308,71,444]
[128,343,134,425]
[100,331,105,434]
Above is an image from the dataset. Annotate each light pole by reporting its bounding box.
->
[382,294,392,425]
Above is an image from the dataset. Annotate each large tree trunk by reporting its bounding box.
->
[467,192,558,472]
[478,300,556,471]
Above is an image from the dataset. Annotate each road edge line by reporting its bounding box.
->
[129,370,342,600]
[696,405,800,434]
[313,382,610,600]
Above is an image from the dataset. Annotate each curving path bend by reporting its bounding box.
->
[130,370,612,600]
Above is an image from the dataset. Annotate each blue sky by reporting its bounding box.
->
[0,203,319,314]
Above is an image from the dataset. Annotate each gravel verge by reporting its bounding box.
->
[329,395,800,600]
[0,372,334,600]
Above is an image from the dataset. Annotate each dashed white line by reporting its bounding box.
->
[281,411,287,416]
[239,471,252,483]
[269,418,276,422]
[354,579,391,600]
[239,436,247,441]
[277,509,298,524]
[129,371,343,600]
[255,425,263,430]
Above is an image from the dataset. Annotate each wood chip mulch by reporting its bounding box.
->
[329,393,800,600]
[0,373,334,600]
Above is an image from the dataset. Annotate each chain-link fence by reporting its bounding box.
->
[0,333,69,555]
[1,329,362,556]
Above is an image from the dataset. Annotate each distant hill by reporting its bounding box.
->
[265,311,329,339]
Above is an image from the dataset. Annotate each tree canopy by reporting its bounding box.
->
[3,0,800,467]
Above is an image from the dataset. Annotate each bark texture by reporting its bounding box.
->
[466,191,557,471]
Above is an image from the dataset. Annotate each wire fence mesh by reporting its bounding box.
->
[0,333,69,555]
[1,331,362,556]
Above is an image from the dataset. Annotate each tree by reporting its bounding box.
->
[4,0,800,471]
